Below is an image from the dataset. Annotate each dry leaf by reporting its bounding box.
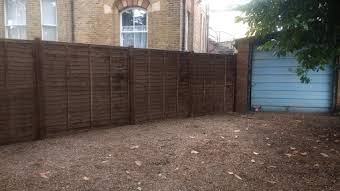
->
[234,174,242,180]
[220,136,225,139]
[285,153,292,157]
[253,152,259,155]
[266,180,277,184]
[137,187,142,191]
[39,172,50,179]
[320,153,329,158]
[83,176,90,181]
[290,147,296,150]
[191,150,199,154]
[268,165,277,169]
[228,171,234,175]
[135,161,142,166]
[267,143,271,146]
[130,145,140,150]
[300,152,308,156]
[251,159,256,163]
[189,136,195,139]
[234,130,241,133]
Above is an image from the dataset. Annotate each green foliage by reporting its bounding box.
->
[236,0,340,83]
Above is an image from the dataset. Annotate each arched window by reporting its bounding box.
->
[120,8,147,48]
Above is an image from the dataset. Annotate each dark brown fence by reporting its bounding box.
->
[0,39,236,145]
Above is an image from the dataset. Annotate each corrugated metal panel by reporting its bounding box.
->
[251,50,333,112]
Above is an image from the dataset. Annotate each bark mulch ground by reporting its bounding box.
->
[0,113,339,191]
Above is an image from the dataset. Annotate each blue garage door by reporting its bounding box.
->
[251,50,333,112]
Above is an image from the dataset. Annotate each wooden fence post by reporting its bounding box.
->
[88,45,93,128]
[128,47,136,124]
[32,38,46,140]
[3,40,10,142]
[189,51,194,117]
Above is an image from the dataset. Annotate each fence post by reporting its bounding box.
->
[32,38,45,140]
[189,51,194,117]
[3,40,10,142]
[162,52,167,119]
[233,55,237,112]
[128,47,136,124]
[88,45,93,128]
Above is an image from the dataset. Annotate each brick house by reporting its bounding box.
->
[0,0,209,52]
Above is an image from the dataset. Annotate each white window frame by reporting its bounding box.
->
[40,0,58,41]
[120,7,148,48]
[4,0,27,39]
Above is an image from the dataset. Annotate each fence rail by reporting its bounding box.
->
[0,39,236,145]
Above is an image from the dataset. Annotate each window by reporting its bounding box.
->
[121,8,147,48]
[41,0,57,41]
[5,0,27,39]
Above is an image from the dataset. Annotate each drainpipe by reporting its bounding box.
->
[71,0,75,42]
[181,0,186,51]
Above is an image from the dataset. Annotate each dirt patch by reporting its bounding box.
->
[0,113,339,191]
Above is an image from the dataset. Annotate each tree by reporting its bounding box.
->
[236,0,340,83]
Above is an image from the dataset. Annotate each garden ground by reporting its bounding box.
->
[0,113,339,191]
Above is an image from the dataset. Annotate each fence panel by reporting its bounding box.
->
[0,39,236,145]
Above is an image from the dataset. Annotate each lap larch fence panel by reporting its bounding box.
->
[0,39,236,145]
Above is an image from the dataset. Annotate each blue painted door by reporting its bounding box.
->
[251,50,333,112]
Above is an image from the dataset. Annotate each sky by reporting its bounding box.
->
[204,0,251,41]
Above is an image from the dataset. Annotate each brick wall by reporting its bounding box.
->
[0,0,4,38]
[235,39,251,112]
[0,0,72,41]
[0,0,207,52]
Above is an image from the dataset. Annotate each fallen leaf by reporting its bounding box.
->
[320,153,329,158]
[285,153,292,157]
[158,173,166,179]
[137,187,142,191]
[234,136,239,139]
[135,161,142,166]
[175,167,179,171]
[251,159,255,163]
[83,176,90,181]
[191,150,199,154]
[220,136,225,139]
[253,152,259,155]
[234,130,241,133]
[314,164,319,167]
[138,182,141,185]
[189,136,195,139]
[39,172,50,179]
[228,171,234,175]
[266,180,277,184]
[234,174,242,180]
[101,160,109,163]
[130,145,140,150]
[268,165,277,169]
[266,137,270,140]
[246,128,249,131]
[300,152,308,156]
[126,170,130,174]
[290,147,296,151]
[267,143,271,146]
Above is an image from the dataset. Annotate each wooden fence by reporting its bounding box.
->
[0,39,236,145]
